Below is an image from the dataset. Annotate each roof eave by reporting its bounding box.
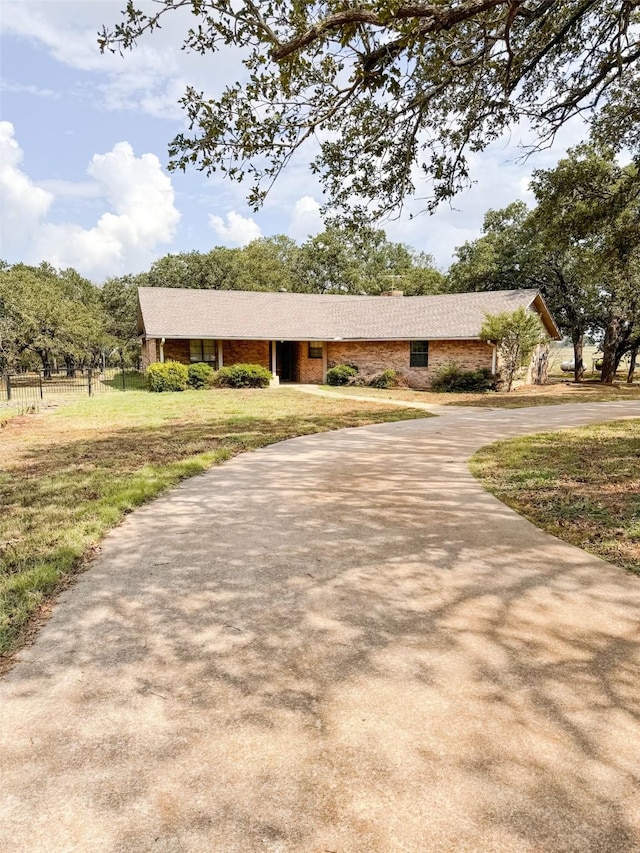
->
[530,292,562,340]
[141,333,491,342]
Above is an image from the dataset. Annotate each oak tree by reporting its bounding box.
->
[100,1,640,220]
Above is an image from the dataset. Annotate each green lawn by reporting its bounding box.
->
[320,381,640,408]
[470,420,640,575]
[0,388,430,662]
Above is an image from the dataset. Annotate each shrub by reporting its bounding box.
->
[147,360,189,392]
[479,307,545,391]
[431,362,496,393]
[326,364,358,385]
[214,363,272,388]
[188,362,216,389]
[367,369,402,389]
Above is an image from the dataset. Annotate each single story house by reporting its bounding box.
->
[137,287,560,388]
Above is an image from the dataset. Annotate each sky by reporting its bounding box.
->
[0,0,590,283]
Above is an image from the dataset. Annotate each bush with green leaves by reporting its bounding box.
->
[188,362,216,389]
[367,369,402,389]
[326,364,358,385]
[480,307,544,391]
[431,362,496,393]
[214,363,272,388]
[147,360,189,392]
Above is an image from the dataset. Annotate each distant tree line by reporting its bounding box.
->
[2,147,638,385]
[0,227,444,373]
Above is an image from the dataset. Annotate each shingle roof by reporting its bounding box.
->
[137,287,561,341]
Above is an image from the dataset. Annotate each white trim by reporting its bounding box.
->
[270,340,279,386]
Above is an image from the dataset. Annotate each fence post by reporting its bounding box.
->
[39,372,43,400]
[88,368,92,397]
[6,373,11,402]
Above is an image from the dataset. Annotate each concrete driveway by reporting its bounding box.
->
[1,401,640,853]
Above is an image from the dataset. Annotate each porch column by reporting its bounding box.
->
[217,340,224,369]
[322,341,328,383]
[491,344,497,375]
[159,338,165,363]
[270,340,280,386]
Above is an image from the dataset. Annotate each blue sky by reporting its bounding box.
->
[0,1,589,282]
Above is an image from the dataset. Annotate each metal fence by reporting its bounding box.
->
[0,368,147,404]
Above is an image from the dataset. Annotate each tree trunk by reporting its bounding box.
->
[628,347,638,384]
[600,316,621,384]
[531,343,549,385]
[37,349,52,379]
[572,330,585,382]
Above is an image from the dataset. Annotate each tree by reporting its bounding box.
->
[296,226,443,293]
[0,263,107,374]
[145,249,239,290]
[101,275,142,367]
[480,307,545,391]
[447,202,601,382]
[234,237,300,292]
[529,145,640,383]
[100,2,640,220]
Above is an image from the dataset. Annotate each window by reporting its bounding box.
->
[308,341,323,359]
[410,341,429,368]
[190,339,216,364]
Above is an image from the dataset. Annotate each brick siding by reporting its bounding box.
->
[146,337,494,388]
[163,339,190,363]
[328,339,494,389]
[141,338,157,370]
[223,340,270,370]
[296,343,325,383]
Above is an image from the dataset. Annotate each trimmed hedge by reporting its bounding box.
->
[147,361,189,392]
[326,364,358,386]
[431,362,497,393]
[214,363,272,388]
[188,362,216,389]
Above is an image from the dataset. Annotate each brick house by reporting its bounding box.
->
[137,287,560,388]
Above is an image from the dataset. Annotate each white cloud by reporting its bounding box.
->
[0,0,239,121]
[0,80,58,99]
[0,121,53,250]
[0,124,180,279]
[287,195,324,242]
[1,1,186,119]
[208,211,262,246]
[35,179,102,199]
[36,142,181,277]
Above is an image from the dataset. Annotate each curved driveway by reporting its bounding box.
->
[1,401,640,853]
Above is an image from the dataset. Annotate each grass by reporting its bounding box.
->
[470,420,640,575]
[0,387,429,661]
[321,380,640,408]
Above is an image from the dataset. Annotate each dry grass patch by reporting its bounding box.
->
[321,381,640,408]
[470,419,640,575]
[0,388,429,660]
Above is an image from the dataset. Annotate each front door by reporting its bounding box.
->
[276,342,296,382]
